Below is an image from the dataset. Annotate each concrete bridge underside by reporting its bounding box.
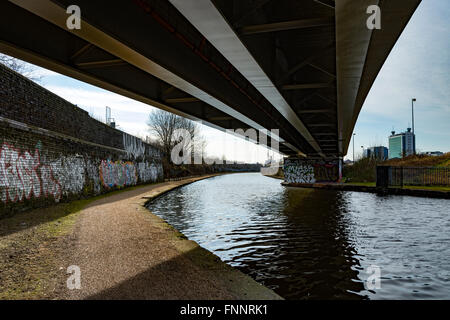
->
[0,0,420,158]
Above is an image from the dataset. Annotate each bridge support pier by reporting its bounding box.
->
[283,157,342,184]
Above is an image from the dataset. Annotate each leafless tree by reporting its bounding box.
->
[0,54,42,82]
[147,109,204,163]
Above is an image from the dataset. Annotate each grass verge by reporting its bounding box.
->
[0,183,157,299]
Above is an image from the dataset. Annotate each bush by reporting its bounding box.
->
[343,153,450,183]
[383,153,450,167]
[343,157,380,183]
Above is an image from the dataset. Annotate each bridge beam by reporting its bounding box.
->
[6,0,293,152]
[2,0,421,160]
[239,17,335,35]
[313,0,335,9]
[282,82,332,90]
[335,0,421,156]
[76,59,127,69]
[165,97,200,104]
[298,108,335,114]
[169,0,325,158]
[279,42,334,83]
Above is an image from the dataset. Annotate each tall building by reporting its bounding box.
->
[363,146,388,160]
[388,128,416,159]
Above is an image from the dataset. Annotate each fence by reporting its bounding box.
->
[376,166,450,188]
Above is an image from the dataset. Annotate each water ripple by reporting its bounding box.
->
[147,173,450,300]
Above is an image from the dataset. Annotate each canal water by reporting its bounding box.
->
[146,173,450,299]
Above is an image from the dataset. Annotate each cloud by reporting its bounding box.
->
[115,121,150,138]
[43,85,156,115]
[41,83,275,163]
[352,0,450,156]
[29,68,59,78]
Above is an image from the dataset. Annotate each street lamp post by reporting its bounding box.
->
[353,133,356,163]
[412,98,417,154]
[412,98,416,134]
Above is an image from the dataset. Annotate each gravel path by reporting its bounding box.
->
[63,176,282,300]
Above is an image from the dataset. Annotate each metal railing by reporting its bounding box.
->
[377,166,450,187]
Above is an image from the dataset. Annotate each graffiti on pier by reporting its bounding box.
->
[284,163,316,184]
[99,160,138,188]
[284,158,340,184]
[312,163,339,182]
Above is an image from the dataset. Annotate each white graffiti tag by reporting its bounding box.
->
[0,143,62,203]
[137,162,163,183]
[50,156,85,196]
[284,163,316,184]
[0,143,41,203]
[123,133,146,159]
[40,165,62,202]
[1,142,162,205]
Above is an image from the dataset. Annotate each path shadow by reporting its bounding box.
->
[0,201,80,238]
[84,246,249,300]
[0,182,166,238]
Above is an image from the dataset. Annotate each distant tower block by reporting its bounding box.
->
[105,106,111,125]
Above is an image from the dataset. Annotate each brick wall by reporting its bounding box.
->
[0,64,163,217]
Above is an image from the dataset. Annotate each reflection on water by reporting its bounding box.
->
[147,173,450,299]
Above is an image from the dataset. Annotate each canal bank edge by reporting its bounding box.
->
[141,174,283,300]
[281,182,450,199]
[0,173,282,300]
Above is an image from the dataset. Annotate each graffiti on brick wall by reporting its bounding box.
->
[1,142,163,204]
[86,160,101,194]
[123,133,146,159]
[137,162,163,183]
[99,160,138,188]
[0,143,61,203]
[40,165,62,201]
[284,159,339,184]
[50,156,85,196]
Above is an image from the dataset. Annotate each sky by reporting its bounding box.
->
[12,0,450,162]
[350,0,450,159]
